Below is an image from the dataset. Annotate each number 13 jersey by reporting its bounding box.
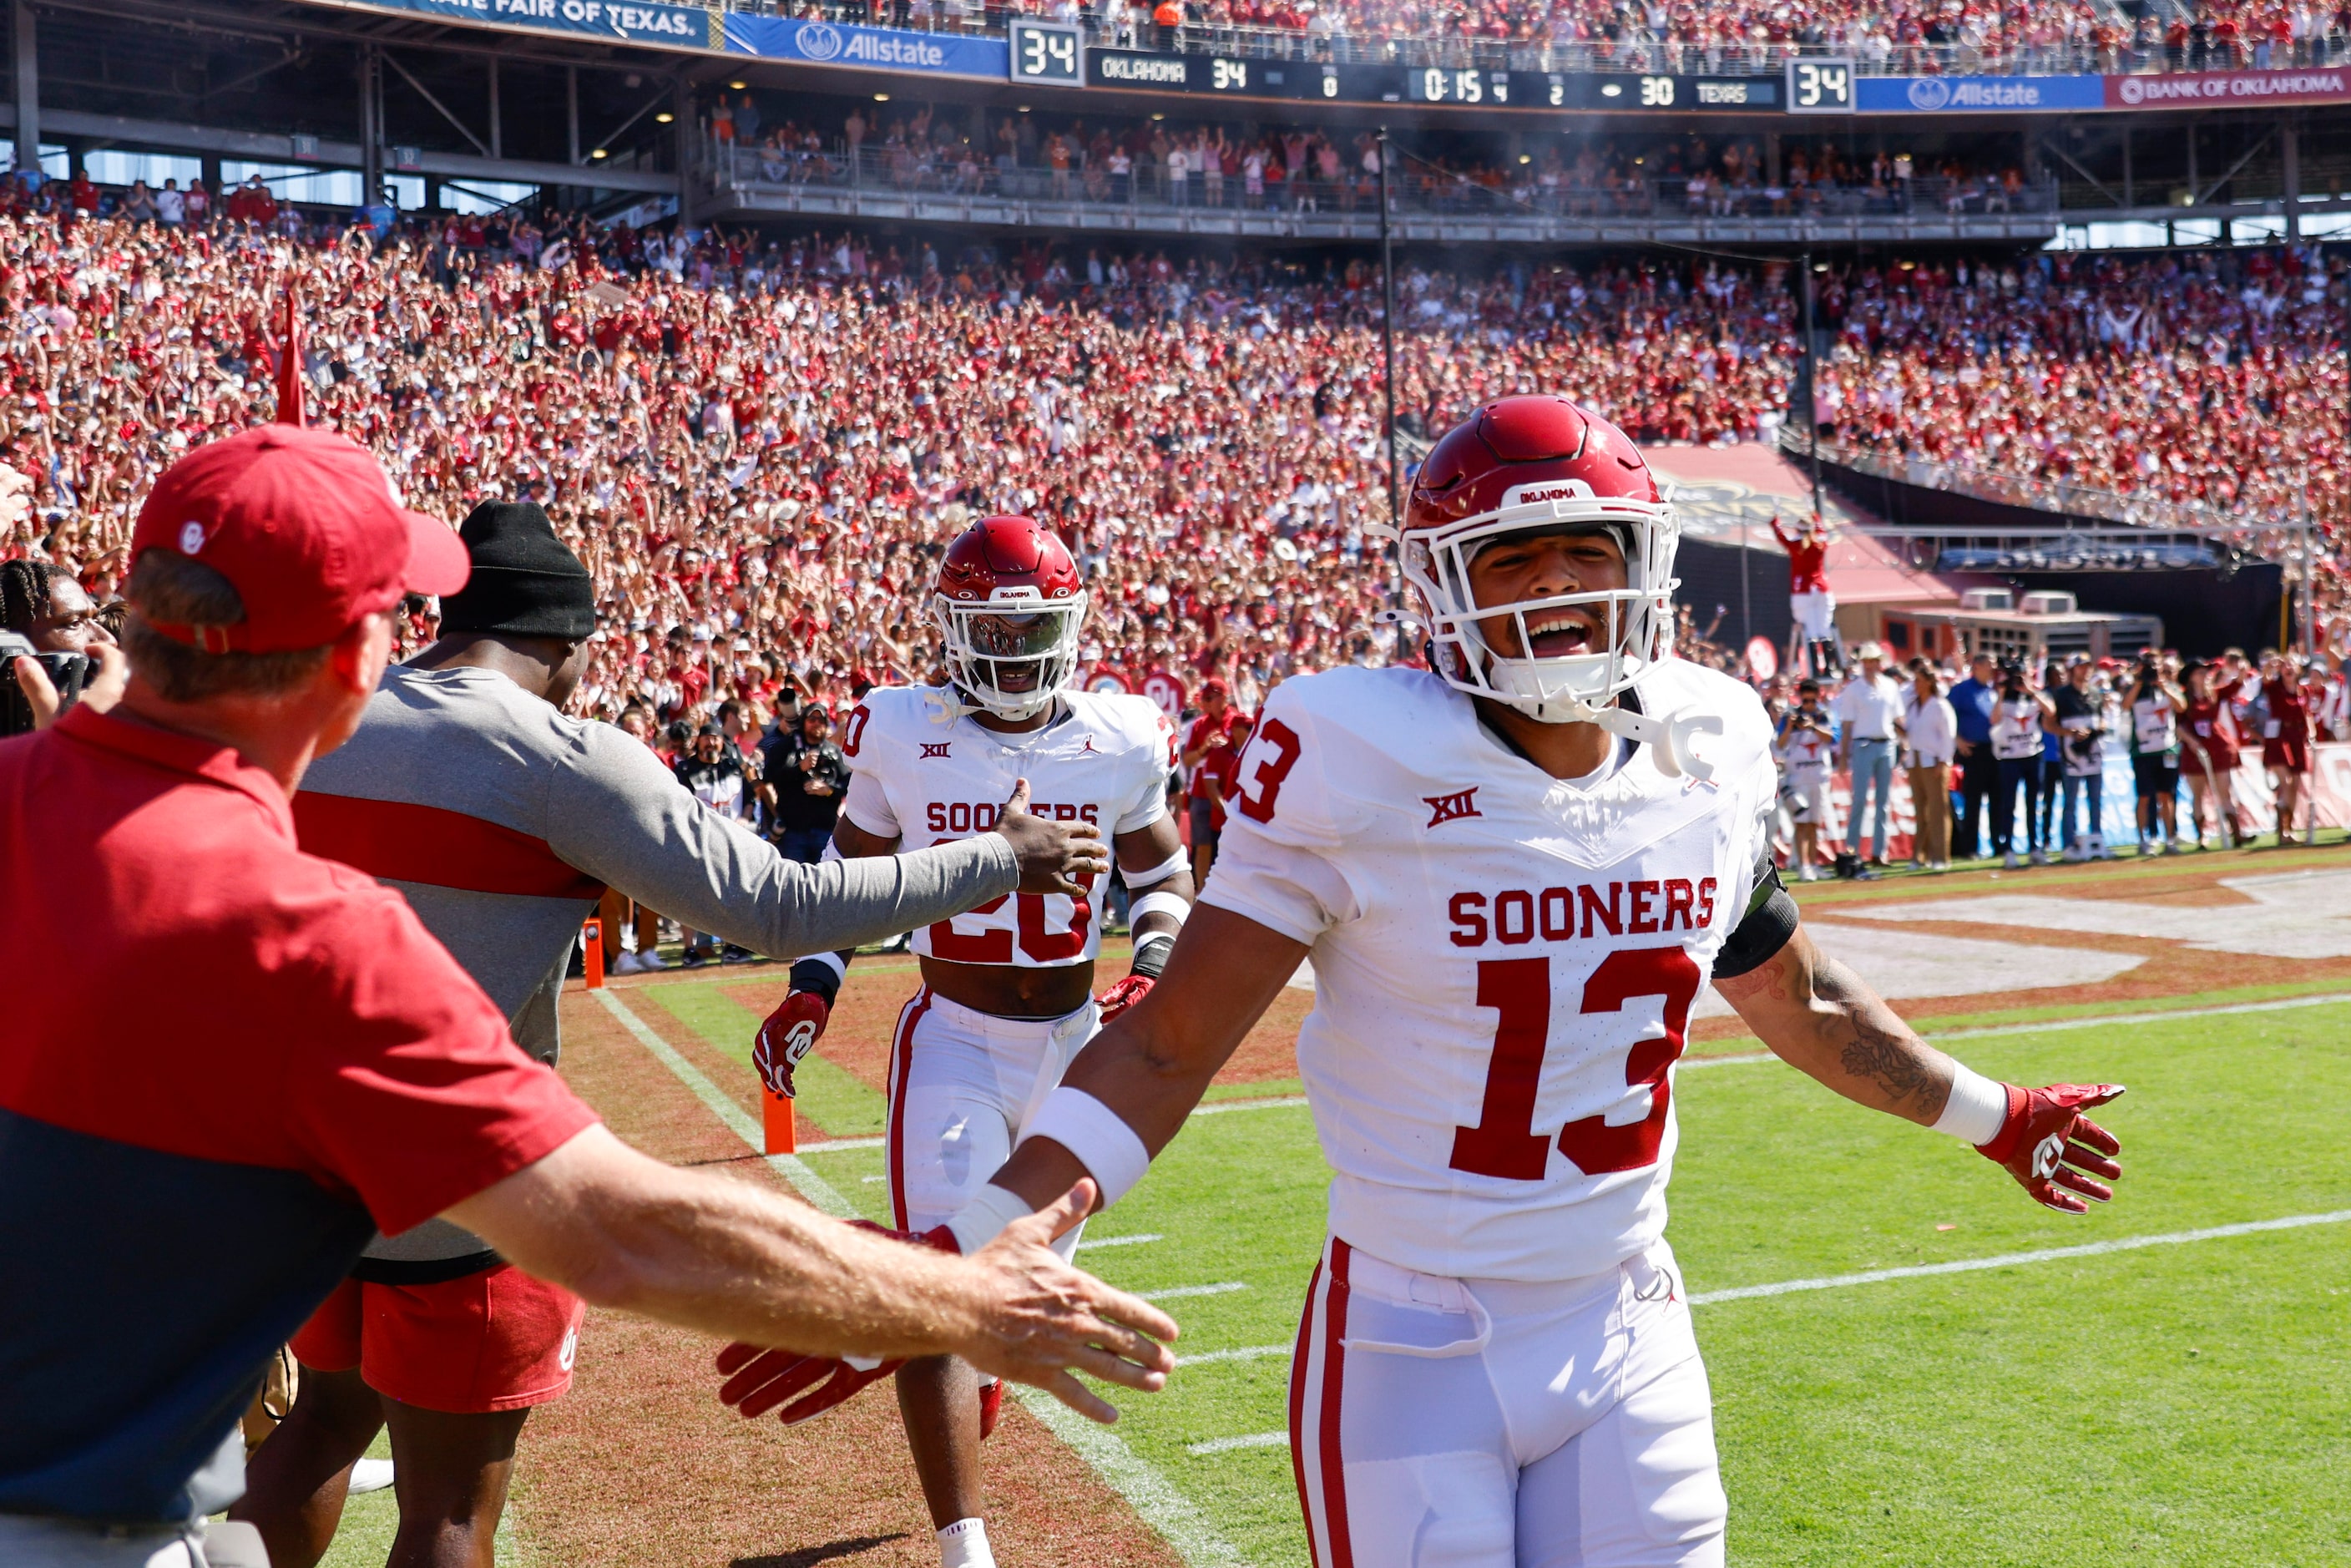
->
[1199,660,1780,1282]
[839,685,1175,967]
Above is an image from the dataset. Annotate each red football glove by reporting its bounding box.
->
[1095,973,1155,1024]
[713,1222,958,1427]
[753,991,830,1098]
[1978,1083,2126,1215]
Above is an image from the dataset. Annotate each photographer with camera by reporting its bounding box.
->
[1774,677,1838,882]
[2050,656,2110,861]
[2126,651,2188,855]
[3,559,126,736]
[1988,660,2055,869]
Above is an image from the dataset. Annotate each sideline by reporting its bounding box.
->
[592,989,857,1218]
[589,986,1255,1568]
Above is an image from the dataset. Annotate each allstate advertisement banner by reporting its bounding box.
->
[2105,66,2351,108]
[720,13,1008,77]
[1855,73,2105,112]
[337,0,720,49]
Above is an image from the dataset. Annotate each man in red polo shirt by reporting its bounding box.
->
[0,427,1177,1567]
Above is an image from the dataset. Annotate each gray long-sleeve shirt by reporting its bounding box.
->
[296,664,1018,1271]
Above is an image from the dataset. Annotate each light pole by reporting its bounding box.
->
[1378,126,1400,544]
[1802,247,1823,526]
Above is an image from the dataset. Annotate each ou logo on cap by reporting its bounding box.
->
[179,521,206,554]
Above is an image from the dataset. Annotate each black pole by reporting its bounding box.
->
[1378,125,1400,568]
[1802,247,1823,526]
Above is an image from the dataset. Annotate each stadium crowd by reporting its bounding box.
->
[5,190,2350,742]
[1813,245,2351,569]
[0,203,1797,740]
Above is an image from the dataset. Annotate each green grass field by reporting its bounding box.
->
[767,996,2351,1567]
[313,965,2351,1568]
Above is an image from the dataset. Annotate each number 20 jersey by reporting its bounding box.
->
[1198,660,1779,1282]
[838,685,1175,967]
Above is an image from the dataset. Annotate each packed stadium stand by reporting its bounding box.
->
[3,0,2349,704]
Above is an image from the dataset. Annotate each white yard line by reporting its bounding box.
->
[592,989,857,1220]
[1191,1095,1310,1116]
[1079,1233,1165,1251]
[1015,1388,1253,1567]
[798,1134,886,1153]
[1176,1345,1294,1368]
[594,986,1254,1568]
[1139,1282,1250,1302]
[1689,1209,2351,1305]
[1187,1432,1291,1457]
[1922,989,2351,1042]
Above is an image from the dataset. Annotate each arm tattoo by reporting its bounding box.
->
[1813,957,1939,1108]
[1835,1021,1939,1106]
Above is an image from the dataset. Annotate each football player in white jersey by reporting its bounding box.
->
[720,515,1193,1568]
[902,398,2128,1567]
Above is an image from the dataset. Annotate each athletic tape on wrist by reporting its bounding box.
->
[1130,933,1176,979]
[1127,888,1191,927]
[1125,847,1188,890]
[798,950,847,984]
[944,1183,1035,1257]
[1933,1061,2011,1146]
[1019,1088,1153,1208]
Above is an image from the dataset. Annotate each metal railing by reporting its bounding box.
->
[1783,430,2298,540]
[710,0,2351,78]
[705,142,2057,223]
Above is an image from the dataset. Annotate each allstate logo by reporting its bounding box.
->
[795,21,844,60]
[2120,76,2146,104]
[1907,78,1952,109]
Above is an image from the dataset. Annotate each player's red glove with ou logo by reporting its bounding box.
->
[1978,1083,2126,1214]
[713,1222,958,1427]
[753,992,830,1098]
[1095,974,1155,1024]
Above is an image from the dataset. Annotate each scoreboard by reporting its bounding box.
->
[1080,48,1781,111]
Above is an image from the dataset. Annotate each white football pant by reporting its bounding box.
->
[884,985,1093,1262]
[1291,1237,1726,1568]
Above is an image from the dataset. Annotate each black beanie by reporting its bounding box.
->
[437,501,597,640]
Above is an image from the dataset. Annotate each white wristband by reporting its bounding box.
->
[796,950,847,984]
[1128,888,1191,927]
[1933,1062,2010,1146]
[943,1182,1035,1257]
[1019,1087,1153,1208]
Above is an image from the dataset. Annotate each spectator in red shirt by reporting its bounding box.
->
[0,428,1176,1565]
[1193,708,1256,881]
[1180,676,1234,880]
[1769,513,1841,677]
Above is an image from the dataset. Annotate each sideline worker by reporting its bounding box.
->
[241,499,1112,1568]
[0,427,1176,1568]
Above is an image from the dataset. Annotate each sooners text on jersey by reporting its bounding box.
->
[1197,660,1778,1282]
[841,685,1175,967]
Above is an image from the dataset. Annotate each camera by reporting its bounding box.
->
[0,630,90,736]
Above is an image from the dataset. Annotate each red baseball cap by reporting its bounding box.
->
[131,425,469,654]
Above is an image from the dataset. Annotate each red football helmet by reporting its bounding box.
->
[932,515,1088,721]
[1400,395,1680,722]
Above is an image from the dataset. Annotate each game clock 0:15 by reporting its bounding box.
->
[1009,18,1083,86]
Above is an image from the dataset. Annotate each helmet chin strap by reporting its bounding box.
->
[1497,685,1722,784]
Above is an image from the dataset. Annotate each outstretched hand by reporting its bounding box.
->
[958,1180,1177,1423]
[712,1182,1177,1429]
[1980,1083,2125,1215]
[993,777,1112,897]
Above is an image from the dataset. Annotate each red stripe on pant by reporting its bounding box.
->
[884,988,934,1232]
[1291,1239,1355,1568]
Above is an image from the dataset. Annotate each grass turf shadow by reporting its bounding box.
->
[731,1535,909,1566]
